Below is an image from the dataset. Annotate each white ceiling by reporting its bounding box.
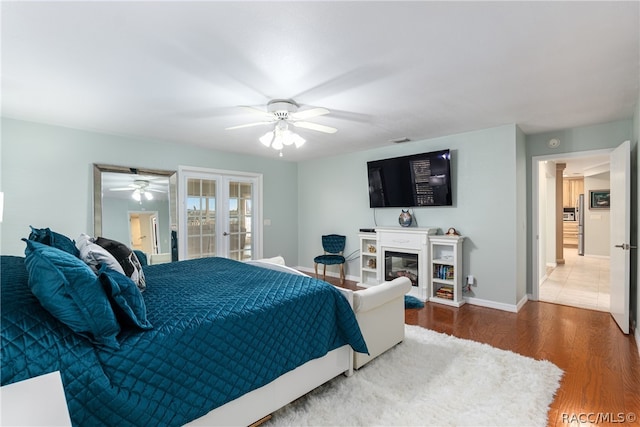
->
[2,1,638,162]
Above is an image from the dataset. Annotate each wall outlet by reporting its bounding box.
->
[467,275,475,287]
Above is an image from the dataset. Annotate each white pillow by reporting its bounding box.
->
[76,233,125,275]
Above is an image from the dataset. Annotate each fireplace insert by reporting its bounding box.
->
[384,251,418,286]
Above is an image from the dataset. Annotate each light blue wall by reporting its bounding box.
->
[298,124,524,307]
[0,118,299,264]
[526,119,633,158]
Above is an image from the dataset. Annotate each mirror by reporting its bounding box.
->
[93,164,178,264]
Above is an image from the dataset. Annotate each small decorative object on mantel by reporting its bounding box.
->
[398,209,413,227]
[446,227,460,236]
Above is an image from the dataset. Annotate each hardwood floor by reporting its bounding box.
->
[324,276,640,426]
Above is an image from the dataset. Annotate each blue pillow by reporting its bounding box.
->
[23,239,121,349]
[133,250,148,267]
[28,226,80,258]
[98,265,152,330]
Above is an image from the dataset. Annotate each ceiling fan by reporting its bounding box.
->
[109,179,166,201]
[226,99,337,153]
[226,99,337,134]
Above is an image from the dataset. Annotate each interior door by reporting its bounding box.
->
[609,140,631,334]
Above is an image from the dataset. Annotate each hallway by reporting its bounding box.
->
[539,248,610,312]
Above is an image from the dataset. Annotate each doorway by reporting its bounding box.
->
[129,211,159,255]
[533,149,612,311]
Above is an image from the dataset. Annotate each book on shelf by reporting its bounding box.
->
[435,286,454,299]
[433,264,455,280]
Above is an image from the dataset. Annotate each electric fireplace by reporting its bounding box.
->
[375,226,439,302]
[384,251,418,287]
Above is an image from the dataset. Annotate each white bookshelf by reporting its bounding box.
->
[358,232,378,286]
[429,235,465,307]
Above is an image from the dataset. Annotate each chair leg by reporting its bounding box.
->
[323,264,327,281]
[340,264,345,284]
[315,263,318,279]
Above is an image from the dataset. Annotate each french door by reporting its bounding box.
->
[178,166,262,261]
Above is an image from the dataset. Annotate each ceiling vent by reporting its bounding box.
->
[389,137,411,144]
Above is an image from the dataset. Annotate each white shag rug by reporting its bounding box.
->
[268,325,563,427]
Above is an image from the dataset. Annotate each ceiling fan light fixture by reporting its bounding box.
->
[271,137,284,150]
[259,121,304,152]
[281,130,296,146]
[132,191,141,202]
[259,131,274,147]
[293,133,306,148]
[144,191,153,201]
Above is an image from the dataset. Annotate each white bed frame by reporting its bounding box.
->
[0,258,356,427]
[187,345,353,426]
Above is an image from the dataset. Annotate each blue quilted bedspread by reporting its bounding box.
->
[1,256,367,426]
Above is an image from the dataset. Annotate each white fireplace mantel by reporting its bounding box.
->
[375,227,439,301]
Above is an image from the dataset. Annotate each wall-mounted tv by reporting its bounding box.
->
[367,149,452,208]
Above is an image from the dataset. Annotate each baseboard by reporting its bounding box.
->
[516,294,529,311]
[462,296,520,313]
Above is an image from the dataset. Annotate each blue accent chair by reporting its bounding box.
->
[313,234,346,284]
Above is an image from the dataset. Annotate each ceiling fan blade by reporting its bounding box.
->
[225,121,273,130]
[292,121,338,134]
[147,188,167,193]
[240,105,270,116]
[291,107,330,120]
[110,187,136,191]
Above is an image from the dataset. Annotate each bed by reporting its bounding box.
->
[1,254,368,426]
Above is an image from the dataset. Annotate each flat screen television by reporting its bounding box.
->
[367,149,452,208]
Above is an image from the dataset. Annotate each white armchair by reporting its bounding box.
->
[351,277,412,369]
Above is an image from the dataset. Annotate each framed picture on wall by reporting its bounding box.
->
[589,189,610,209]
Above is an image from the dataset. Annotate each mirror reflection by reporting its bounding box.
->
[93,164,178,264]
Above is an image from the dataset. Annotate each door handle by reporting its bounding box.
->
[614,243,637,250]
[223,232,229,236]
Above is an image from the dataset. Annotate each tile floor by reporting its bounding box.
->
[539,247,610,312]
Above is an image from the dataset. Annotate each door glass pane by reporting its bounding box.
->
[186,178,216,259]
[228,181,252,261]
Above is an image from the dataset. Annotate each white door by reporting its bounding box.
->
[223,177,255,261]
[183,175,219,260]
[609,140,631,334]
[179,166,263,261]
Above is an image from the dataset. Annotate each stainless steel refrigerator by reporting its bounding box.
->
[577,194,585,256]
